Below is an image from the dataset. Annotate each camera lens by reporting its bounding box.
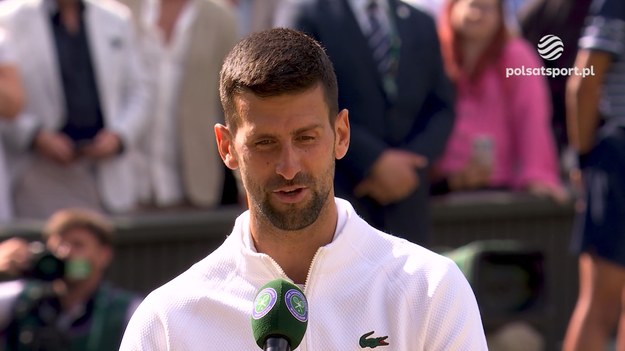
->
[25,242,66,282]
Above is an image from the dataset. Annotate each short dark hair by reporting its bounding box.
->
[220,28,339,131]
[43,208,114,247]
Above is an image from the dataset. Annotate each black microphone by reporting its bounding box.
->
[251,279,309,350]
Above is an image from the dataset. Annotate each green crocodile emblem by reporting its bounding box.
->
[359,331,389,348]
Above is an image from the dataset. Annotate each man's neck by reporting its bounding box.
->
[250,201,338,285]
[57,0,81,34]
[158,0,189,44]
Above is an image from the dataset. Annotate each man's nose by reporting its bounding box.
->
[275,144,301,180]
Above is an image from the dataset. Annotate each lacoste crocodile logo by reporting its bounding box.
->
[359,331,389,348]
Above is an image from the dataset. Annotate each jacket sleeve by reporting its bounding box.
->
[107,17,151,150]
[118,297,169,351]
[404,18,456,164]
[424,259,489,350]
[0,10,41,152]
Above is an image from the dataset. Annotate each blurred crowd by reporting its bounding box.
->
[0,0,622,349]
[0,0,587,237]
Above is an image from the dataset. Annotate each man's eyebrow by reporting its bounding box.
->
[248,124,324,139]
[291,124,323,136]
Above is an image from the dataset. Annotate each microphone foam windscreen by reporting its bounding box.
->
[251,278,308,349]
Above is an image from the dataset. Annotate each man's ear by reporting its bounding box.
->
[334,109,350,160]
[214,123,239,170]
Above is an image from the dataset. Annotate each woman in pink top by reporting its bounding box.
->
[433,0,567,202]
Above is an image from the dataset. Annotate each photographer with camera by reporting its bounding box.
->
[0,208,141,351]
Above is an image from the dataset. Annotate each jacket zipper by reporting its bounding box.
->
[262,247,325,289]
[300,248,324,351]
[303,248,324,293]
[264,248,325,351]
[265,255,290,279]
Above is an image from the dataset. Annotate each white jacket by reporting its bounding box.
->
[0,28,15,222]
[120,198,488,350]
[0,132,10,222]
[0,0,150,212]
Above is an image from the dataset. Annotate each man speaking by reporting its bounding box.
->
[119,28,487,350]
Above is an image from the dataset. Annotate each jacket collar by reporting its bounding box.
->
[232,198,357,285]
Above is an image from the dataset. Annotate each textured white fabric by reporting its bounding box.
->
[0,29,13,222]
[139,0,196,206]
[120,198,488,350]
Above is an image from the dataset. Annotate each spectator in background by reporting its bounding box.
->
[404,0,444,18]
[518,0,593,154]
[227,0,282,38]
[120,0,240,210]
[0,29,25,223]
[406,0,528,31]
[0,0,150,220]
[276,0,455,246]
[563,0,625,350]
[432,0,566,203]
[0,208,141,350]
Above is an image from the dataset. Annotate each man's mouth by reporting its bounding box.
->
[272,186,307,202]
[275,187,304,195]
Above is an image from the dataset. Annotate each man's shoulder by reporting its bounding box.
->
[391,2,438,47]
[378,231,457,275]
[140,241,238,304]
[395,0,437,26]
[0,0,38,21]
[342,219,468,307]
[345,210,456,277]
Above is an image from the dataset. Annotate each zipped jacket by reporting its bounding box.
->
[120,198,488,350]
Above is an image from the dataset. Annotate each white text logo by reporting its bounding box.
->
[537,35,564,61]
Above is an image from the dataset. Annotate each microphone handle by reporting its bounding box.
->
[263,337,291,351]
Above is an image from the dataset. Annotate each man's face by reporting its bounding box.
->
[46,228,111,282]
[217,84,349,231]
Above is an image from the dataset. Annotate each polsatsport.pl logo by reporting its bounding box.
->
[505,34,595,79]
[537,35,563,61]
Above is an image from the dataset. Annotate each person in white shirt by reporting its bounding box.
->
[0,0,150,219]
[406,0,526,30]
[227,0,282,38]
[121,0,239,209]
[119,28,488,350]
[0,29,25,223]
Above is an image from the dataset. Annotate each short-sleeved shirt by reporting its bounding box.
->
[579,0,625,126]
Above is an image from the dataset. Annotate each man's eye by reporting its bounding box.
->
[255,139,275,147]
[297,135,316,142]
